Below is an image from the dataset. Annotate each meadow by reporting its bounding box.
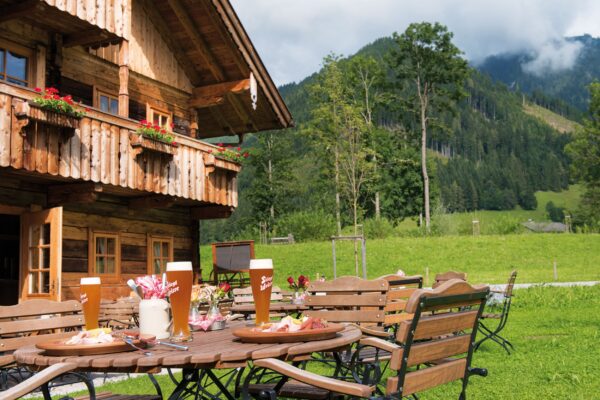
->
[200,233,600,287]
[49,285,600,399]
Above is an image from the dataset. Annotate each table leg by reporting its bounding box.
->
[167,367,242,400]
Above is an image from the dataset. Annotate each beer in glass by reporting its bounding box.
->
[166,261,193,342]
[249,259,273,326]
[80,277,101,330]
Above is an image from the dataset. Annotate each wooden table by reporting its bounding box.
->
[14,321,361,400]
[229,303,308,318]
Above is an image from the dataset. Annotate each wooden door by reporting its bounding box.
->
[20,207,63,301]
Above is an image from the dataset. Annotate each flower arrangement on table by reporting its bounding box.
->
[33,87,88,118]
[287,275,309,304]
[136,120,178,146]
[189,282,231,331]
[207,143,249,163]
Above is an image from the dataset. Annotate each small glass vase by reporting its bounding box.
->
[207,301,221,318]
[292,291,305,305]
[189,303,200,321]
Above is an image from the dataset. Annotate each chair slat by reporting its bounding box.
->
[387,358,467,396]
[305,293,386,307]
[304,309,385,323]
[307,277,388,292]
[0,315,84,335]
[0,300,81,319]
[390,335,471,369]
[397,310,478,342]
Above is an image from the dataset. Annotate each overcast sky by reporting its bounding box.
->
[230,0,600,86]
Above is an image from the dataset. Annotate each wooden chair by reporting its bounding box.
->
[433,271,467,288]
[475,270,518,354]
[244,279,490,400]
[0,300,94,396]
[361,274,423,338]
[99,296,140,330]
[232,286,288,320]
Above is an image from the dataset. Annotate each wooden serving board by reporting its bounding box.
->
[232,323,344,344]
[36,338,145,356]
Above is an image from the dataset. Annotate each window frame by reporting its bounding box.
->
[146,103,173,130]
[93,86,120,115]
[147,234,174,275]
[0,38,34,88]
[88,229,121,277]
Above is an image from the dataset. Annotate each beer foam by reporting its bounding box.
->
[80,277,101,285]
[166,261,193,271]
[250,259,273,269]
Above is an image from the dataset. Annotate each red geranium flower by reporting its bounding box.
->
[287,276,295,285]
[34,87,42,93]
[218,282,231,293]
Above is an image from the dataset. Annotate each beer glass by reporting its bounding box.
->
[249,259,273,326]
[166,261,193,342]
[80,277,101,330]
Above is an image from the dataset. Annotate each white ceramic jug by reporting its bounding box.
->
[139,298,171,339]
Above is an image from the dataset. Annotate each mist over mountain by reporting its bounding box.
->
[478,35,600,111]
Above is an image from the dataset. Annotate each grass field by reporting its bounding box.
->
[44,285,600,399]
[396,184,583,235]
[200,233,600,288]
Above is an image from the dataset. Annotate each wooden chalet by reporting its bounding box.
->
[0,0,293,304]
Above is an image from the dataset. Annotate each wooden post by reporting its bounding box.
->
[553,260,558,281]
[189,108,199,138]
[192,219,200,283]
[425,267,430,287]
[332,239,337,279]
[118,39,129,118]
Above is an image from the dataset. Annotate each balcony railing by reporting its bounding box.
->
[0,82,240,208]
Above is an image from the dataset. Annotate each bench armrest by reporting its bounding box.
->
[1,362,77,400]
[359,336,402,354]
[253,358,374,398]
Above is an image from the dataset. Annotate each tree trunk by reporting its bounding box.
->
[335,145,342,236]
[375,191,380,220]
[353,199,359,276]
[420,99,431,231]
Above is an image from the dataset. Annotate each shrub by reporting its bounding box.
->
[545,201,566,223]
[363,218,395,239]
[274,210,336,242]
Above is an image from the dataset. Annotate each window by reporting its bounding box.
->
[148,235,173,274]
[89,231,120,275]
[0,40,32,87]
[147,104,173,130]
[95,88,119,115]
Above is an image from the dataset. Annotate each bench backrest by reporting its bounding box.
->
[0,300,84,354]
[304,276,389,326]
[386,279,488,397]
[100,297,139,329]
[504,270,518,297]
[432,271,467,288]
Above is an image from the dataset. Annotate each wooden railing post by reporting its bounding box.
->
[118,39,129,118]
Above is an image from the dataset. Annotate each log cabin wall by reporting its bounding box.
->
[61,204,194,300]
[0,174,194,301]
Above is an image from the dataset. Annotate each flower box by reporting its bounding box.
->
[27,101,82,129]
[130,132,178,157]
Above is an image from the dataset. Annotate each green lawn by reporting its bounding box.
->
[200,234,600,288]
[44,285,600,399]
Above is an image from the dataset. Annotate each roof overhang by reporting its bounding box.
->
[152,0,294,139]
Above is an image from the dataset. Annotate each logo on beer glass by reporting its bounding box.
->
[260,275,273,291]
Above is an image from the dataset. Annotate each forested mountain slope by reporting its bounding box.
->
[278,37,572,212]
[478,35,600,113]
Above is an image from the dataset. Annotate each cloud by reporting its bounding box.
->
[522,39,584,76]
[230,0,600,85]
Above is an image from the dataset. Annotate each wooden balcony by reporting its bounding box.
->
[0,83,240,213]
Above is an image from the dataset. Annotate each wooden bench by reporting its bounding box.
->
[270,234,295,245]
[0,299,160,400]
[100,297,140,330]
[433,270,467,288]
[232,286,289,319]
